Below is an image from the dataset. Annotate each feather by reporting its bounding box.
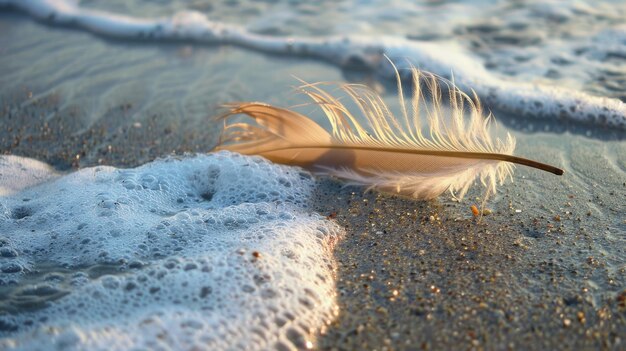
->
[214,64,563,201]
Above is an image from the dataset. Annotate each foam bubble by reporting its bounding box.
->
[0,153,341,350]
[2,0,625,128]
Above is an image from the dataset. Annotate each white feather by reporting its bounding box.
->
[215,64,562,201]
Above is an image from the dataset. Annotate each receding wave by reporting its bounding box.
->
[2,0,625,129]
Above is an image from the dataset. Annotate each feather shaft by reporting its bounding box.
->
[239,144,563,175]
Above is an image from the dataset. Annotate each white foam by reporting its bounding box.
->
[0,155,59,196]
[2,0,625,129]
[0,153,341,350]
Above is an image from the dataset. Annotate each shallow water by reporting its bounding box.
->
[32,0,626,102]
[1,0,625,350]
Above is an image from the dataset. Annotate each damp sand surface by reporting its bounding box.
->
[312,177,625,350]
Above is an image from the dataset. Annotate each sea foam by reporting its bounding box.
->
[0,156,59,196]
[1,0,625,129]
[0,153,341,350]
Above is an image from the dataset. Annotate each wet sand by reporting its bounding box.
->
[2,85,625,350]
[1,87,218,170]
[312,180,625,350]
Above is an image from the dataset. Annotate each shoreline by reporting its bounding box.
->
[2,1,625,129]
[1,10,624,346]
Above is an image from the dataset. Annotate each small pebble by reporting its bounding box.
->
[470,205,479,216]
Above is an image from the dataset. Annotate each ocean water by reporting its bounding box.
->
[0,0,625,350]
